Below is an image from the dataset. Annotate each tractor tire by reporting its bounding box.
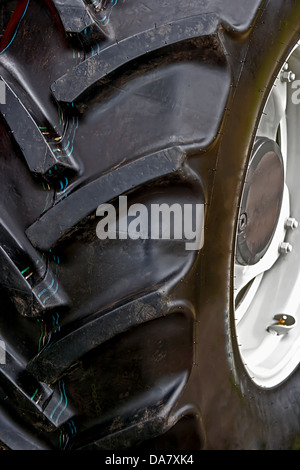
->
[1,0,300,451]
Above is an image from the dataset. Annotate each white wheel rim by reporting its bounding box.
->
[234,41,300,388]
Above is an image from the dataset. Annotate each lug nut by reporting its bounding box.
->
[281,70,296,82]
[238,212,247,232]
[279,242,293,254]
[285,217,299,230]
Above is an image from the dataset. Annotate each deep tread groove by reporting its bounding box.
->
[25,146,188,251]
[0,78,80,183]
[0,215,69,317]
[27,290,166,382]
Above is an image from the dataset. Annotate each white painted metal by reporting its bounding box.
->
[234,42,300,388]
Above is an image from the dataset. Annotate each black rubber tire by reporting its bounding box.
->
[1,0,300,451]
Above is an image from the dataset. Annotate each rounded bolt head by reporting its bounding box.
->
[279,242,293,254]
[285,217,299,230]
[281,70,296,82]
[238,212,247,232]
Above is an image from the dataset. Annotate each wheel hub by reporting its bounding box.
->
[236,137,284,266]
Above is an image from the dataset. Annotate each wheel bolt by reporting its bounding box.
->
[285,217,299,230]
[279,242,293,254]
[281,70,296,82]
[238,212,247,232]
